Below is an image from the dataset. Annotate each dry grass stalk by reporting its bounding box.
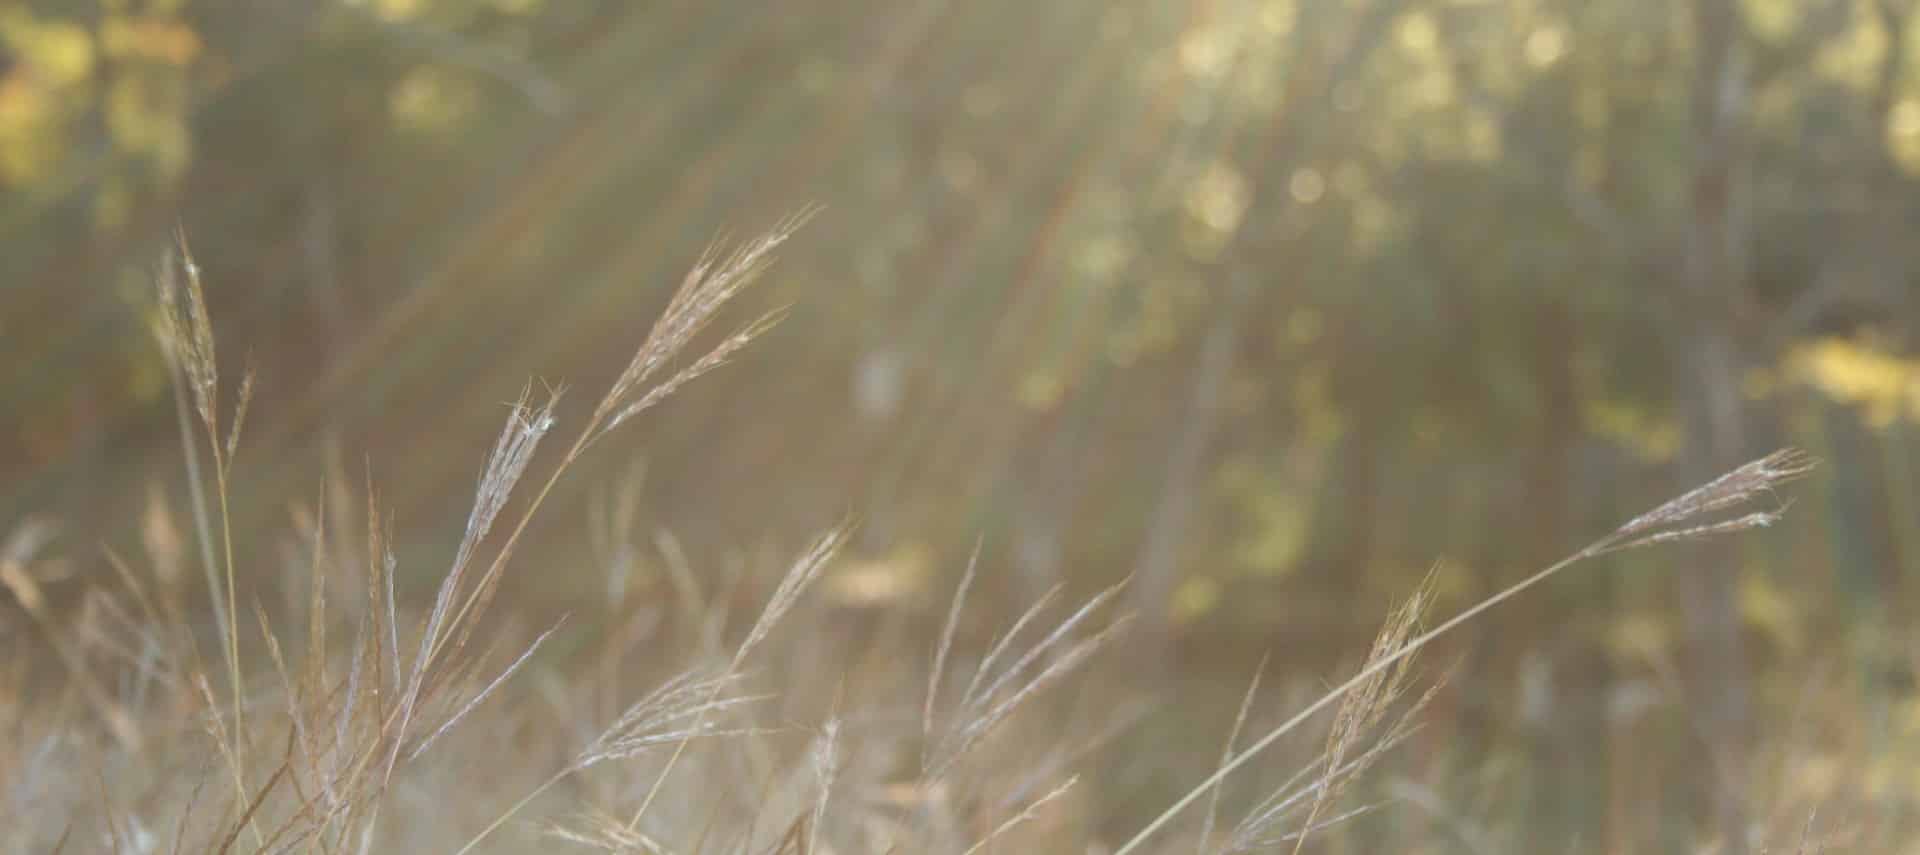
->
[1603,448,1816,555]
[462,528,844,853]
[353,214,805,845]
[957,774,1079,855]
[154,229,257,826]
[1284,573,1436,854]
[595,206,819,438]
[923,576,1131,786]
[1197,652,1267,854]
[405,211,815,741]
[1,522,144,754]
[95,213,807,851]
[545,806,672,854]
[458,667,775,854]
[923,538,982,766]
[808,710,843,855]
[621,525,850,832]
[1115,448,1818,855]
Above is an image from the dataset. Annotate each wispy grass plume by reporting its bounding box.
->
[1115,449,1817,854]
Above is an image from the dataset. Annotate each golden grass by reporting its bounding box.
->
[0,220,1847,853]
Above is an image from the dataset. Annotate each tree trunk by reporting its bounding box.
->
[1680,1,1753,850]
[1129,273,1254,654]
[1125,0,1409,662]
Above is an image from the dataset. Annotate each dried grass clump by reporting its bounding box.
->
[1,216,1830,854]
[15,214,814,853]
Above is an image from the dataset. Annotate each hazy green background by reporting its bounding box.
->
[4,0,1919,850]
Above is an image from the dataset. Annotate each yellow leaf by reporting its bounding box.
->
[1172,576,1221,625]
[0,11,95,85]
[1738,571,1803,657]
[1785,337,1920,426]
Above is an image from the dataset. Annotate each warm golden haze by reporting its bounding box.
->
[3,0,1917,851]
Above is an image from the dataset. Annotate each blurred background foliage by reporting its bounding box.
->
[5,0,1920,848]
